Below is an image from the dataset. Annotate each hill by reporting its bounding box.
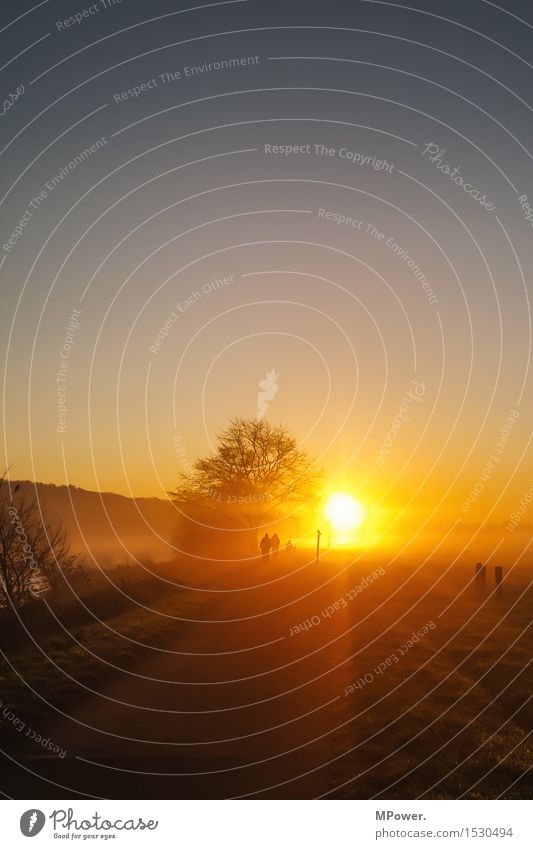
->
[6,481,176,564]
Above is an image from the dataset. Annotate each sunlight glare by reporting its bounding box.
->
[324,492,367,545]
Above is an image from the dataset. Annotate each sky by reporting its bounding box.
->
[1,0,532,556]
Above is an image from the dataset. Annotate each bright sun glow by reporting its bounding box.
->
[324,492,367,545]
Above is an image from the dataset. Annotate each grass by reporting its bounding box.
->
[0,568,210,730]
[326,562,533,799]
[0,554,531,798]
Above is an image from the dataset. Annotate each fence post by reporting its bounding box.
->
[475,562,486,592]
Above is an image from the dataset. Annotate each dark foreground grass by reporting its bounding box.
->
[0,565,214,733]
[327,562,533,799]
[0,554,531,799]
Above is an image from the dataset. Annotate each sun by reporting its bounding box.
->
[324,492,367,544]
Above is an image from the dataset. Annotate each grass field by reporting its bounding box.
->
[326,556,533,798]
[0,552,531,798]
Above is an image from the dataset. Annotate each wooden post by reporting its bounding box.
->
[494,565,503,596]
[475,562,486,591]
[316,529,321,563]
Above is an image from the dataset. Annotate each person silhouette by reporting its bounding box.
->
[286,539,294,553]
[271,533,280,554]
[259,533,271,560]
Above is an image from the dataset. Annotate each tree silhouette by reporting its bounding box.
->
[170,419,322,542]
[0,474,74,611]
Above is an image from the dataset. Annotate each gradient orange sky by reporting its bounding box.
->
[2,0,532,559]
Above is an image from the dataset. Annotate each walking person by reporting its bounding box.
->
[259,532,271,560]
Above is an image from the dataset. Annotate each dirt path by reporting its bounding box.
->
[7,554,363,798]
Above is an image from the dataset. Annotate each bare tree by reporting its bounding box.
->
[0,475,74,611]
[170,418,322,527]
